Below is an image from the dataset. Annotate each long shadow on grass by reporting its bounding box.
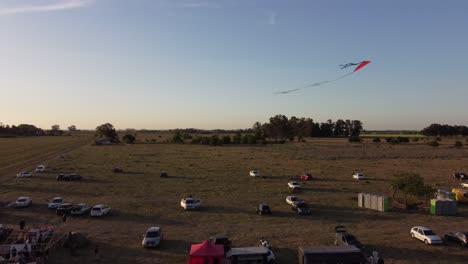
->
[308,204,400,224]
[106,210,186,226]
[1,184,94,196]
[370,244,467,263]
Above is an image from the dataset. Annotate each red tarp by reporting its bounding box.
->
[188,240,224,264]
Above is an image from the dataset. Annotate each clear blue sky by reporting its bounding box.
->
[1,0,467,130]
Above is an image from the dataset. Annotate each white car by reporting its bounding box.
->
[286,196,304,206]
[16,171,32,178]
[461,182,468,188]
[249,170,260,177]
[70,203,92,216]
[35,165,46,173]
[410,226,443,245]
[352,172,366,180]
[288,181,301,190]
[48,197,65,209]
[91,204,111,216]
[14,197,32,208]
[180,197,201,210]
[142,227,163,248]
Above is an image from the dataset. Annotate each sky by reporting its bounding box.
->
[1,0,468,130]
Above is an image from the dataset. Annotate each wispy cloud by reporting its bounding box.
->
[177,1,220,9]
[266,10,276,25]
[0,0,95,16]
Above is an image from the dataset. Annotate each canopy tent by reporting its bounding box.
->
[188,240,224,264]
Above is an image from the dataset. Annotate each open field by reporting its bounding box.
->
[1,136,468,263]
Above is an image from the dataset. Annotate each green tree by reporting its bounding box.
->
[391,173,434,206]
[172,130,184,143]
[96,123,118,142]
[122,134,136,144]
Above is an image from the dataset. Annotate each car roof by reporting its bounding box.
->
[94,204,108,208]
[18,197,30,199]
[146,227,161,232]
[52,197,64,200]
[287,195,297,198]
[413,226,431,230]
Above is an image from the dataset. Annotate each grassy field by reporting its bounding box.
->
[1,136,468,263]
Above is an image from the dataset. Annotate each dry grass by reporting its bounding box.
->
[1,137,468,263]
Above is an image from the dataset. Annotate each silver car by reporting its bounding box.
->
[142,227,162,248]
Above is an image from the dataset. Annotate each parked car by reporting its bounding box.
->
[410,226,443,245]
[91,204,111,217]
[16,171,32,178]
[70,203,92,216]
[210,234,232,253]
[160,171,168,178]
[56,203,74,215]
[461,182,468,188]
[452,172,467,180]
[291,202,311,215]
[142,227,163,248]
[48,197,65,209]
[444,231,468,247]
[0,225,13,241]
[57,173,82,181]
[180,197,201,210]
[256,204,272,215]
[113,167,124,173]
[334,226,364,249]
[14,197,32,208]
[301,173,314,181]
[35,165,46,173]
[288,181,301,190]
[249,170,260,177]
[352,172,366,180]
[286,195,304,206]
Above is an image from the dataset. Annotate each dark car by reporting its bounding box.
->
[256,204,272,215]
[334,226,363,249]
[452,172,467,180]
[444,231,468,247]
[56,203,74,215]
[0,225,13,241]
[57,173,82,181]
[291,202,311,215]
[160,171,168,178]
[210,234,232,253]
[113,167,124,173]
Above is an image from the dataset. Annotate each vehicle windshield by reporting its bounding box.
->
[92,207,101,211]
[146,231,159,238]
[185,200,193,204]
[423,230,435,236]
[18,198,27,202]
[52,199,63,203]
[344,235,357,242]
[290,197,297,201]
[297,203,308,208]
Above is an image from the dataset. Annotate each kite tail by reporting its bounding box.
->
[275,72,354,94]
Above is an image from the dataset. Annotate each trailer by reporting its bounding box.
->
[298,246,368,264]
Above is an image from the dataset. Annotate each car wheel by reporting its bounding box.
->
[424,240,429,245]
[411,233,415,238]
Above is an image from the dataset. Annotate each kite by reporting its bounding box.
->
[276,60,371,94]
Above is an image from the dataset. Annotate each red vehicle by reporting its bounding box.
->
[301,173,314,181]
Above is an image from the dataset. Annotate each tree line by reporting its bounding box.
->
[421,123,468,137]
[0,123,44,136]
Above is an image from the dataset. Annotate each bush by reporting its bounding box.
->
[122,134,136,144]
[222,136,231,144]
[455,141,463,147]
[396,137,410,143]
[348,136,361,143]
[412,137,420,142]
[389,138,400,144]
[428,140,439,147]
[372,137,381,143]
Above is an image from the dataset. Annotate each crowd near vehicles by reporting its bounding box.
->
[352,172,366,180]
[16,171,32,178]
[14,197,32,208]
[142,227,163,248]
[180,197,201,210]
[410,226,443,245]
[91,204,112,216]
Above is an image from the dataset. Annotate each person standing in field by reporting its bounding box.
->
[19,220,25,230]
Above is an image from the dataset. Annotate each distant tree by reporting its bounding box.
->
[232,133,242,144]
[122,134,136,144]
[348,136,362,143]
[253,122,264,139]
[95,123,118,142]
[68,125,77,132]
[334,119,347,137]
[171,130,184,143]
[50,124,63,136]
[222,135,231,144]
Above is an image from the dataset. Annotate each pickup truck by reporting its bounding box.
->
[180,197,201,210]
